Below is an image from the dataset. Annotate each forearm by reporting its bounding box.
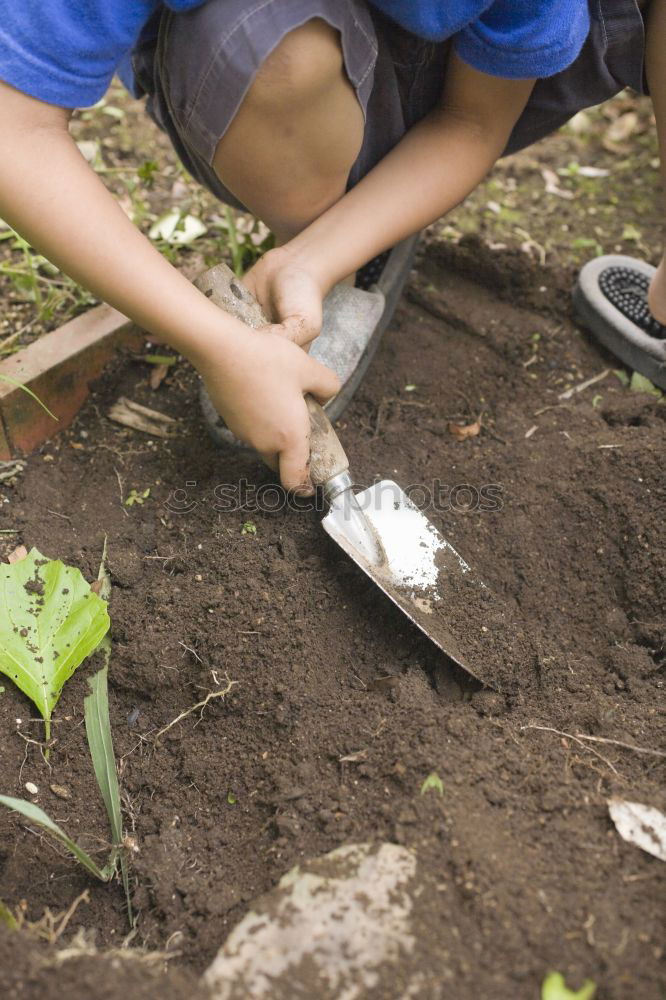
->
[0,84,243,368]
[287,106,515,288]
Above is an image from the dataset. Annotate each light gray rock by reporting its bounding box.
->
[204,842,419,1000]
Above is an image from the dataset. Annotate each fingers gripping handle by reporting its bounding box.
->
[194,263,349,488]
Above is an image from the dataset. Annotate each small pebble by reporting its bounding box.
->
[50,784,71,800]
[127,707,140,728]
[195,574,203,582]
[25,781,38,795]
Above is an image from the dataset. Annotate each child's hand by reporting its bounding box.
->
[199,322,340,492]
[243,246,328,349]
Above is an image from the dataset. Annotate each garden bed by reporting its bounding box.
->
[0,241,664,998]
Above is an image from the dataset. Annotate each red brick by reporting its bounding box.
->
[0,305,146,458]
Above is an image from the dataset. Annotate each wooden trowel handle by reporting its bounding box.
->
[194,263,349,488]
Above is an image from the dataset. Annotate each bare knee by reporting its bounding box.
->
[250,18,345,108]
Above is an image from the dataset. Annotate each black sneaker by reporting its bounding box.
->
[573,255,666,390]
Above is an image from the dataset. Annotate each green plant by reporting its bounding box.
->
[241,520,257,535]
[0,899,18,930]
[125,488,150,507]
[0,547,110,746]
[0,547,133,923]
[420,772,444,796]
[0,225,94,324]
[542,971,596,1000]
[215,207,274,276]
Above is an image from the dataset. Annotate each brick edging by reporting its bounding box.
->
[0,304,145,460]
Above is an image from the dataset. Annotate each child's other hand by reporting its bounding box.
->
[199,323,340,492]
[243,246,327,350]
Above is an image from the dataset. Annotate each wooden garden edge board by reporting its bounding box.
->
[0,304,146,460]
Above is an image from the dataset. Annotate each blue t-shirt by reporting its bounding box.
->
[371,1,591,78]
[0,0,590,109]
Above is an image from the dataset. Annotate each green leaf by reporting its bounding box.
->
[0,548,110,740]
[84,658,122,849]
[139,354,177,366]
[85,655,132,922]
[542,971,596,1000]
[0,899,18,930]
[125,488,150,507]
[629,371,662,397]
[613,369,630,387]
[621,223,642,243]
[241,521,257,536]
[420,772,444,796]
[0,795,111,881]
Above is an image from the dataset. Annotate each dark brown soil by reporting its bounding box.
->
[1,244,664,999]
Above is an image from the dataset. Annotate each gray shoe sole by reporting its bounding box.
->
[200,234,419,447]
[573,254,666,390]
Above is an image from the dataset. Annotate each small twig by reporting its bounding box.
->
[573,733,666,759]
[533,403,564,417]
[558,368,609,402]
[178,640,203,664]
[521,724,620,776]
[153,677,237,742]
[53,890,91,942]
[47,509,72,522]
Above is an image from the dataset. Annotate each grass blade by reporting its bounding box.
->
[84,653,133,923]
[0,374,58,420]
[0,899,18,930]
[0,795,112,881]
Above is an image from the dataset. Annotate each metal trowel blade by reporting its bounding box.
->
[322,480,489,683]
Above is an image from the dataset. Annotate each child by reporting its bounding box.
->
[0,1,662,493]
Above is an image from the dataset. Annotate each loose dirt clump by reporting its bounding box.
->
[0,244,664,999]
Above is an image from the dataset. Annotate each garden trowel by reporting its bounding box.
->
[195,264,493,685]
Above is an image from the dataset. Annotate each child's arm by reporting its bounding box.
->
[0,80,339,491]
[246,54,534,321]
[646,0,666,324]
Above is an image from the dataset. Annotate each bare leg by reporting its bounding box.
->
[212,18,364,246]
[645,0,666,323]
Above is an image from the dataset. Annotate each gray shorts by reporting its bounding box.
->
[133,0,648,211]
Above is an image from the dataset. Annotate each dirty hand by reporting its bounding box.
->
[199,325,340,492]
[243,245,327,349]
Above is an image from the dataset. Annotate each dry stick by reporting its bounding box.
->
[153,677,237,742]
[521,724,620,776]
[573,733,666,759]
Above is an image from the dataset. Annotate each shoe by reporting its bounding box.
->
[199,234,420,447]
[573,255,666,390]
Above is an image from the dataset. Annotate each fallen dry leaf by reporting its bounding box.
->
[605,111,639,144]
[7,544,28,564]
[108,396,178,438]
[541,167,574,200]
[447,419,481,441]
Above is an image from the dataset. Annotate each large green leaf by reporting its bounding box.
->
[0,548,110,739]
[0,795,112,881]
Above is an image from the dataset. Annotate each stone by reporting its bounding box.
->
[204,842,418,1000]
